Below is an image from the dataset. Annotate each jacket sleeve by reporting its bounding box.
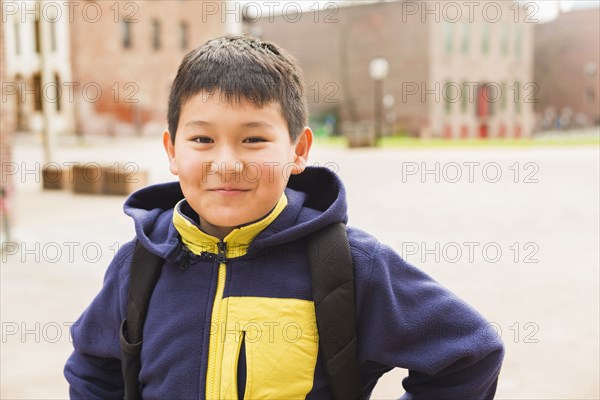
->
[64,241,135,399]
[353,236,504,399]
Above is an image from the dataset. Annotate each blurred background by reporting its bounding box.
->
[1,0,599,398]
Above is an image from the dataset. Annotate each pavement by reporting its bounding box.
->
[1,133,599,399]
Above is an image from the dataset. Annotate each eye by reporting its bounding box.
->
[192,136,213,144]
[243,137,266,144]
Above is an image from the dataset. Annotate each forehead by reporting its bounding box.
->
[179,91,287,129]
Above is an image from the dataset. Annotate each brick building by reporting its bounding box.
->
[245,0,535,139]
[534,8,600,129]
[2,0,235,137]
[68,1,234,136]
[2,0,75,135]
[1,12,16,243]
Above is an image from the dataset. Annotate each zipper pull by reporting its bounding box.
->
[217,241,228,264]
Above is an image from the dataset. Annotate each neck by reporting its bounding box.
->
[199,222,234,241]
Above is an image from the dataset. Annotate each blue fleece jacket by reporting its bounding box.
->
[64,166,504,399]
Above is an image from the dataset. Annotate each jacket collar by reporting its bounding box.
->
[172,193,288,258]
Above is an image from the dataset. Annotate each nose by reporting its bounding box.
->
[218,145,243,181]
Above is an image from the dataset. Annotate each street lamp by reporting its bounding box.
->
[369,57,389,141]
[383,94,395,135]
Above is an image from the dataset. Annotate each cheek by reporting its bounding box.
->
[177,157,210,182]
[256,153,296,181]
[254,163,289,186]
[241,163,263,183]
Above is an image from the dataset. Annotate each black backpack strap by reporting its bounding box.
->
[307,222,364,400]
[119,225,361,399]
[119,241,164,400]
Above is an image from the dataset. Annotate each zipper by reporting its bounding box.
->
[217,241,228,264]
[206,241,228,399]
[175,242,215,271]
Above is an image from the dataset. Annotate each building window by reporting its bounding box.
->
[34,18,41,53]
[444,125,452,139]
[461,82,468,114]
[514,82,521,114]
[50,21,57,52]
[486,85,496,116]
[515,25,523,58]
[585,87,596,104]
[13,20,20,55]
[54,72,61,112]
[180,21,188,50]
[445,81,452,115]
[444,22,453,55]
[14,74,25,130]
[461,21,470,55]
[501,23,509,56]
[151,20,161,50]
[461,125,469,138]
[584,62,598,104]
[33,73,43,111]
[482,22,490,55]
[477,84,492,117]
[122,20,132,49]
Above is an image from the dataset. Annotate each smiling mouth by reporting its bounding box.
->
[208,188,251,195]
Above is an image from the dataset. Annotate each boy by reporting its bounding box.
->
[65,34,504,399]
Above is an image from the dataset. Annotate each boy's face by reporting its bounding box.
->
[163,91,312,239]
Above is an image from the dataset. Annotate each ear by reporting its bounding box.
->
[163,130,178,175]
[290,127,313,175]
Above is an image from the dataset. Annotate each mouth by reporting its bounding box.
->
[208,187,251,195]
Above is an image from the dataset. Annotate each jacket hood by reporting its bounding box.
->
[123,166,348,259]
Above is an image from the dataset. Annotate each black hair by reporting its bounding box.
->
[167,34,308,143]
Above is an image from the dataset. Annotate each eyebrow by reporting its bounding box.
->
[183,120,275,129]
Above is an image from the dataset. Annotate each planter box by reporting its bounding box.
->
[42,164,67,190]
[72,163,104,194]
[68,163,148,195]
[103,165,148,195]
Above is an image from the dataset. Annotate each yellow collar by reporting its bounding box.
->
[172,193,288,258]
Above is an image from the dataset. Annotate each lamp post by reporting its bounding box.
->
[369,58,389,142]
[383,94,395,136]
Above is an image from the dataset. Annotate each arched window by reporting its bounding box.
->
[33,73,43,112]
